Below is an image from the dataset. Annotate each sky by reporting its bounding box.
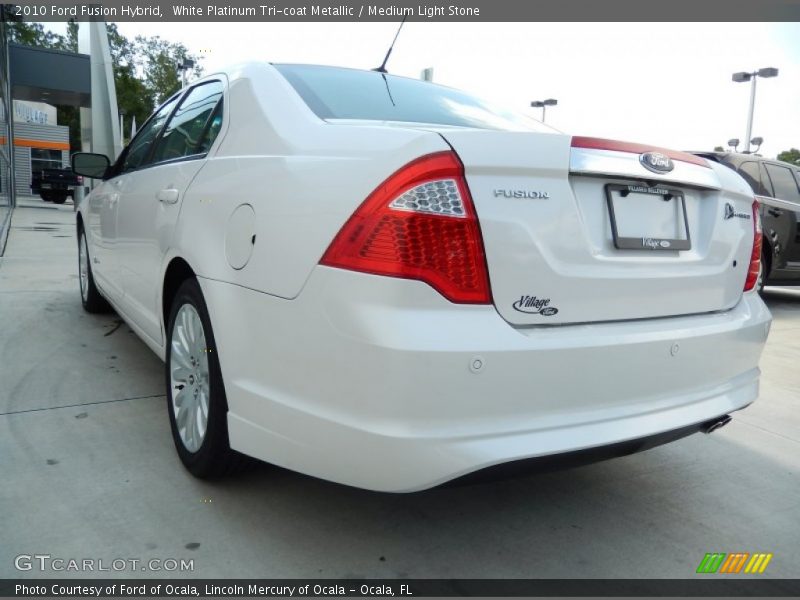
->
[48,21,800,158]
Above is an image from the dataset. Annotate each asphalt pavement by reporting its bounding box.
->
[1,200,798,579]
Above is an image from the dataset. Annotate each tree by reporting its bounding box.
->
[134,35,203,105]
[65,21,79,52]
[777,148,800,165]
[6,22,70,50]
[5,22,201,149]
[105,23,154,142]
[713,146,725,152]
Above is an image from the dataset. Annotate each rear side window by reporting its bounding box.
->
[759,163,775,197]
[274,64,553,133]
[151,81,224,164]
[197,100,224,153]
[737,161,770,196]
[764,163,800,202]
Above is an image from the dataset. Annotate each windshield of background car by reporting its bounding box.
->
[274,64,555,133]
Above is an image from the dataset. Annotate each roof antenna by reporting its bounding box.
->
[374,16,407,73]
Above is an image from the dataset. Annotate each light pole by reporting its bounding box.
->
[531,98,557,123]
[118,108,126,153]
[732,68,778,153]
[177,58,196,88]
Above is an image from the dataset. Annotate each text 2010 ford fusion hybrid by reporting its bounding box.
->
[72,63,771,492]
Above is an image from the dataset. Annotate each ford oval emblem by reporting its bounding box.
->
[639,152,674,174]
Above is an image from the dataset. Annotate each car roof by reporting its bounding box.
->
[689,151,799,170]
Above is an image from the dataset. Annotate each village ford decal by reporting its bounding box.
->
[512,295,559,316]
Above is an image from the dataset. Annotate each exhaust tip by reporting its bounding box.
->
[702,414,732,434]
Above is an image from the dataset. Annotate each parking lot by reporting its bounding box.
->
[1,199,798,579]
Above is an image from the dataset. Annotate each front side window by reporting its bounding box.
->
[120,95,180,174]
[150,81,224,164]
[764,163,800,202]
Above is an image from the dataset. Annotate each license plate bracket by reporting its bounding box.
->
[605,183,691,251]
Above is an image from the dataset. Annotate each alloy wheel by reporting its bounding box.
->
[79,234,89,303]
[169,304,211,453]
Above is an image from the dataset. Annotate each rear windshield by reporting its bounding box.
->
[274,64,553,133]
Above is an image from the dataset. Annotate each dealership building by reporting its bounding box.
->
[0,99,71,197]
[0,15,91,251]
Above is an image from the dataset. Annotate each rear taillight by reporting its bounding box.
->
[320,151,492,304]
[744,199,762,292]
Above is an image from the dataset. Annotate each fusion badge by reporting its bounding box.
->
[494,189,550,199]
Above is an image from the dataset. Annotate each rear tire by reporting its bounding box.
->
[52,193,67,204]
[166,278,244,478]
[757,248,769,295]
[40,192,53,202]
[78,228,111,313]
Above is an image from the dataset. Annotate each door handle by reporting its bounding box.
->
[156,188,180,204]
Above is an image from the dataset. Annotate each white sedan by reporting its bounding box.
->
[72,63,771,492]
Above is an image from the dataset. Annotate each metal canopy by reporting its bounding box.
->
[9,44,91,107]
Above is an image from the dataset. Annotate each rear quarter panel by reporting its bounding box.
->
[171,64,450,300]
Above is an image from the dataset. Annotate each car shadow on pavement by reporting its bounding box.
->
[761,286,800,308]
[185,415,797,578]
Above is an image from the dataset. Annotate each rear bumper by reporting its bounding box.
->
[201,268,771,492]
[450,418,722,486]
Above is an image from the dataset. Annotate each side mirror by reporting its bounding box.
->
[72,152,110,179]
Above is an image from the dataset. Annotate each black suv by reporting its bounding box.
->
[31,167,82,205]
[695,151,800,290]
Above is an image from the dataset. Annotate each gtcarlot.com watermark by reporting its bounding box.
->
[15,554,194,573]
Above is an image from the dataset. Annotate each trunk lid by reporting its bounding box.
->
[435,130,756,325]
